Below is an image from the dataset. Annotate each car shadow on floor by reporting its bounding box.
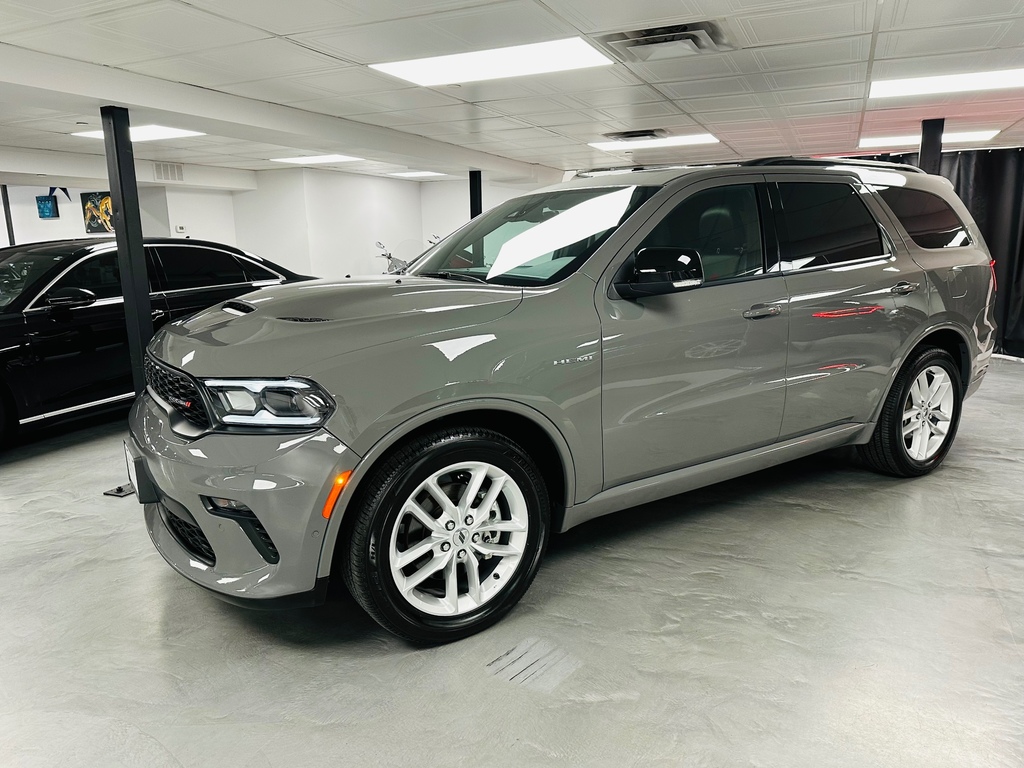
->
[0,409,130,468]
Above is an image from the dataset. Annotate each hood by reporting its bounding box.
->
[149,276,523,377]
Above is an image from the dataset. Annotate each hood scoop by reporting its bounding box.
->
[222,300,256,315]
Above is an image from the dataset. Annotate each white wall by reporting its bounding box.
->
[138,186,170,237]
[420,179,533,245]
[303,169,423,277]
[4,185,111,244]
[165,187,236,244]
[232,169,311,274]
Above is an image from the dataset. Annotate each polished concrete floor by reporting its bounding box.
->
[1,358,1023,767]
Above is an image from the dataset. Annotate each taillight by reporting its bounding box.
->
[990,259,997,291]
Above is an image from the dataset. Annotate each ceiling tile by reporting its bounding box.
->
[658,77,752,101]
[881,0,1024,30]
[127,38,344,86]
[732,1,873,47]
[295,1,573,65]
[673,93,764,113]
[766,63,868,91]
[876,22,1011,59]
[597,102,684,121]
[749,35,871,70]
[353,88,465,111]
[290,67,413,97]
[570,85,665,109]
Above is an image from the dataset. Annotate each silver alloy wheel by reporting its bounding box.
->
[388,461,529,617]
[902,365,955,461]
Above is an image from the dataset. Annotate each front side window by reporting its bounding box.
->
[157,246,248,291]
[50,252,122,300]
[875,186,970,249]
[774,182,885,271]
[636,184,764,282]
[408,186,656,286]
[0,246,74,308]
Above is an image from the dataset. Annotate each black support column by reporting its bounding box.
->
[469,170,482,219]
[101,105,152,395]
[1,184,14,246]
[919,118,945,175]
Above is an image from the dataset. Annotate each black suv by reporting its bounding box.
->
[0,237,310,441]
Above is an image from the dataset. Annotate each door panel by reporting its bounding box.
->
[21,249,166,417]
[598,178,789,488]
[767,176,922,437]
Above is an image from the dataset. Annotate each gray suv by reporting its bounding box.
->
[126,158,996,643]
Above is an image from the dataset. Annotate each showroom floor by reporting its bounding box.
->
[1,359,1022,768]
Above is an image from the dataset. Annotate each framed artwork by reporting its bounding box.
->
[36,195,59,219]
[81,191,114,233]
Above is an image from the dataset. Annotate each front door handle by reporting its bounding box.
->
[742,303,782,320]
[890,281,920,295]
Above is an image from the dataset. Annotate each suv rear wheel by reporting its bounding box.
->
[344,427,549,644]
[859,346,963,477]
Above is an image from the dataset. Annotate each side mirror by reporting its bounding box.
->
[45,286,97,308]
[613,247,704,299]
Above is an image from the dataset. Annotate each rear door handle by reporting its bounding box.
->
[890,281,920,295]
[742,303,782,320]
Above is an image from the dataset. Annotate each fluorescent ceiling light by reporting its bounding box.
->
[390,171,445,178]
[72,125,205,142]
[270,154,362,164]
[870,68,1024,98]
[858,130,999,149]
[370,37,611,86]
[589,134,720,152]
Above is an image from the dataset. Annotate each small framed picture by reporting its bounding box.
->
[36,195,59,219]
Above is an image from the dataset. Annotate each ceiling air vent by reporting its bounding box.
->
[598,21,734,62]
[154,162,184,182]
[602,129,670,142]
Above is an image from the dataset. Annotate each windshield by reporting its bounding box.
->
[408,185,657,286]
[0,246,75,309]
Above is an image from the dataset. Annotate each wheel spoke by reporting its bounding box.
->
[907,423,927,461]
[474,473,507,519]
[425,479,459,519]
[910,377,927,406]
[930,417,950,437]
[902,420,918,438]
[928,379,951,407]
[395,536,439,569]
[476,519,527,534]
[472,540,524,559]
[403,550,450,592]
[458,465,488,512]
[405,500,443,533]
[442,557,459,614]
[465,551,484,605]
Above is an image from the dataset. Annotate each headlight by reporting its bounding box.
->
[200,378,334,428]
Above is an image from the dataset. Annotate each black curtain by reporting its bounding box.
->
[861,149,1024,356]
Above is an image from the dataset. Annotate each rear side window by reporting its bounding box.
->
[157,246,248,290]
[774,182,885,270]
[875,187,970,249]
[238,258,280,282]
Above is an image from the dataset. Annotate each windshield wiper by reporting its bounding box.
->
[419,271,489,284]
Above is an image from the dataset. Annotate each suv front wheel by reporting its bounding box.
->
[344,427,549,644]
[859,346,964,477]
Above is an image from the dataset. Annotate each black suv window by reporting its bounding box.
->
[875,186,970,249]
[774,182,885,270]
[50,252,122,300]
[638,185,764,282]
[157,246,248,290]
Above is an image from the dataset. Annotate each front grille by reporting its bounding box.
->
[144,355,210,429]
[162,507,216,566]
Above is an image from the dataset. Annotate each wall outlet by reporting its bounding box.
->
[175,224,186,233]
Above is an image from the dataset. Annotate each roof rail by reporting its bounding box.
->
[740,156,925,173]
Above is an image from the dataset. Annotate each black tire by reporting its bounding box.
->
[858,346,963,477]
[343,427,549,644]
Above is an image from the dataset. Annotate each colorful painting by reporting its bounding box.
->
[36,195,59,219]
[81,191,113,233]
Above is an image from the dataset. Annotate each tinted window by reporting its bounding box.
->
[158,246,247,290]
[50,252,122,300]
[238,258,279,282]
[638,185,764,282]
[775,183,885,270]
[876,186,970,249]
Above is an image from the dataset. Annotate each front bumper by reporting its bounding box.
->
[127,392,358,604]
